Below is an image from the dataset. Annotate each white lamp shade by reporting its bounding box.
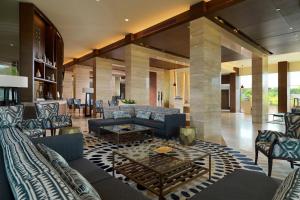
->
[0,75,28,88]
[82,88,94,94]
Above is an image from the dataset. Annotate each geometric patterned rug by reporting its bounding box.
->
[83,135,264,200]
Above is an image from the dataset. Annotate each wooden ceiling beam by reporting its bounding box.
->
[63,0,244,67]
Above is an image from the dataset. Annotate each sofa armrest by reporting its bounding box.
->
[164,113,186,138]
[32,133,83,161]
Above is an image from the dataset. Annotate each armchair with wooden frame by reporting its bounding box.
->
[255,113,300,176]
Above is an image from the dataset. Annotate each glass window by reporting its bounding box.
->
[268,73,278,113]
[290,71,300,108]
[240,75,252,114]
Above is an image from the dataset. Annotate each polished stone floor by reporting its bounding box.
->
[70,110,292,180]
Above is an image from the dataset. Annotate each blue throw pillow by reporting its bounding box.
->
[37,144,102,200]
[136,110,151,119]
[112,110,131,119]
[154,113,165,122]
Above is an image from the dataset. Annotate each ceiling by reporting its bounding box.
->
[213,0,300,54]
[21,0,201,63]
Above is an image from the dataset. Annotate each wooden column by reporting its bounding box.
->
[278,61,289,113]
[230,73,236,112]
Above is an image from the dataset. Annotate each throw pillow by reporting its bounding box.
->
[272,168,300,200]
[37,144,102,200]
[136,110,151,119]
[154,113,165,122]
[112,110,131,119]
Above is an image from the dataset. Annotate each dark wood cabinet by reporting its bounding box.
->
[19,3,64,102]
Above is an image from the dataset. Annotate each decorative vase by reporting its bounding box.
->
[179,127,196,146]
[36,69,41,78]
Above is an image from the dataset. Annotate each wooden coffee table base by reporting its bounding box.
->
[113,153,211,200]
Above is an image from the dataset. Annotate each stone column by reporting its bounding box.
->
[95,57,112,105]
[125,44,149,105]
[73,65,92,104]
[190,17,222,137]
[278,61,289,113]
[252,55,268,123]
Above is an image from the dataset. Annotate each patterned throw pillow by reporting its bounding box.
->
[37,144,102,200]
[272,168,300,200]
[103,106,119,119]
[112,111,131,119]
[0,132,80,200]
[136,110,151,119]
[154,113,165,122]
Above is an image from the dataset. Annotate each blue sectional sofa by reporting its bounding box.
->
[88,105,186,139]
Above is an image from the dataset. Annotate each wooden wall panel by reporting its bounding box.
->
[278,61,289,113]
[149,72,157,106]
[230,73,236,112]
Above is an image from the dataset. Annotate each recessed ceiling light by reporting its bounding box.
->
[9,43,14,47]
[289,27,293,30]
[124,18,129,22]
[276,8,280,11]
[96,0,100,2]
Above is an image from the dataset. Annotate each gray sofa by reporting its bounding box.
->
[0,133,149,200]
[190,169,281,200]
[88,105,186,139]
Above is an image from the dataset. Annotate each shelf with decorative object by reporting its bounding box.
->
[20,2,64,102]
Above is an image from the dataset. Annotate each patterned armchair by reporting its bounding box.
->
[255,113,300,176]
[95,100,104,117]
[0,105,45,138]
[35,103,72,136]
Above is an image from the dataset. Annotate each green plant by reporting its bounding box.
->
[121,99,136,104]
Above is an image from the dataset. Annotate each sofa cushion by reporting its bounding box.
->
[134,118,164,129]
[119,105,135,117]
[112,110,131,119]
[134,105,150,114]
[103,106,119,119]
[0,131,80,199]
[0,127,32,144]
[272,168,300,200]
[136,110,151,120]
[92,177,149,200]
[37,143,101,200]
[69,158,111,184]
[190,169,280,200]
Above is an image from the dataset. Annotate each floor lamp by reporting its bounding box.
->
[82,88,94,117]
[0,75,28,106]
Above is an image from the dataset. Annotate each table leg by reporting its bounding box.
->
[112,151,115,177]
[159,175,164,200]
[209,154,211,181]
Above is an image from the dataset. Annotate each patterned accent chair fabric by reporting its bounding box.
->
[255,113,300,176]
[0,105,45,138]
[35,103,72,135]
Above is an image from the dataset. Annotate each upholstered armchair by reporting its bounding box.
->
[0,105,46,138]
[95,100,104,117]
[35,103,72,136]
[255,113,300,176]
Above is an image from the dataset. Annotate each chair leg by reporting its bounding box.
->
[268,158,273,177]
[290,161,294,169]
[255,146,258,165]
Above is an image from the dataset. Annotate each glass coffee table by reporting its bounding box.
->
[112,141,211,200]
[96,124,154,145]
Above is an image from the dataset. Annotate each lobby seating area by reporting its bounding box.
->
[1,0,300,199]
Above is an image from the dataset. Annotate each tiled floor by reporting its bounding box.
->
[70,110,292,180]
